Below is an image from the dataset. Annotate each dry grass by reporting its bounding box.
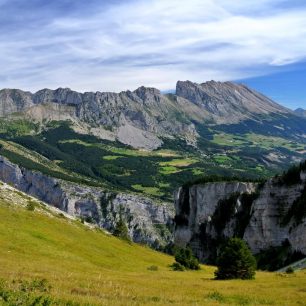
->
[0,189,306,305]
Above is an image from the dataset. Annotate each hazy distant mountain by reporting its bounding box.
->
[294,108,306,117]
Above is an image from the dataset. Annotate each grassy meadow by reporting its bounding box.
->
[0,185,306,305]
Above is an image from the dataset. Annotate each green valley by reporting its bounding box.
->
[0,119,305,201]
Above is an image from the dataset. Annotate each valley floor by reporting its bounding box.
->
[0,190,306,305]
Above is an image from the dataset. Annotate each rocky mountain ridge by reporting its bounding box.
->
[174,170,306,268]
[0,80,300,150]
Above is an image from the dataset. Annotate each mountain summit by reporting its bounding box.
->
[176,80,289,123]
[295,108,306,117]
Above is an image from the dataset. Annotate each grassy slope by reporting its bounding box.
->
[0,185,306,305]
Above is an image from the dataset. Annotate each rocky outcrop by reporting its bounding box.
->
[0,156,174,248]
[174,175,306,263]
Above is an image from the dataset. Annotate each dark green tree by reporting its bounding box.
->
[113,208,130,241]
[215,238,256,280]
[173,247,200,270]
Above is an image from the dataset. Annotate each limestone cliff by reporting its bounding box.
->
[174,174,306,264]
[0,156,174,248]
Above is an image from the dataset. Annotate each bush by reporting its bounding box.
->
[173,247,200,270]
[113,217,130,242]
[286,267,294,274]
[147,265,158,271]
[215,238,256,280]
[170,262,185,271]
[26,201,36,211]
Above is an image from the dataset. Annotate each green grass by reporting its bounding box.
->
[159,158,198,167]
[213,132,306,152]
[0,187,306,305]
[213,155,232,163]
[212,133,247,146]
[132,184,165,197]
[103,155,123,160]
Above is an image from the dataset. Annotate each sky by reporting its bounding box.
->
[1,0,306,109]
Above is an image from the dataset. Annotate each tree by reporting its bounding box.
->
[215,238,256,280]
[113,212,130,242]
[173,247,200,270]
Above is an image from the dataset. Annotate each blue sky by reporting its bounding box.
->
[1,0,306,109]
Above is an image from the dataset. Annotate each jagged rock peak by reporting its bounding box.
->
[33,87,82,105]
[133,86,161,100]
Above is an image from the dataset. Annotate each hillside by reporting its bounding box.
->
[1,183,306,306]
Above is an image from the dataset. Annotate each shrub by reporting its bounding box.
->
[285,267,294,274]
[147,265,158,271]
[173,247,200,270]
[215,238,256,280]
[26,201,36,211]
[113,216,130,242]
[170,262,185,271]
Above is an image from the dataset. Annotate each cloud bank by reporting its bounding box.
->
[0,0,306,92]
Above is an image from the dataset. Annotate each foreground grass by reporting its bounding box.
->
[0,192,306,305]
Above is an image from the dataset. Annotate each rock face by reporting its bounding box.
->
[0,89,33,116]
[174,175,306,263]
[0,80,296,149]
[176,80,289,124]
[0,156,174,248]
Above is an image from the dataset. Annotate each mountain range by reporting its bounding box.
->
[1,80,305,150]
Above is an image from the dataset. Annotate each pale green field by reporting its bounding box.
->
[0,188,306,305]
[212,132,306,152]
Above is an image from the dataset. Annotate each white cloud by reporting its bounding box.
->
[0,0,306,92]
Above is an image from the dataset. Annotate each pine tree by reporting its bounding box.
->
[173,247,200,270]
[215,238,256,280]
[113,208,130,241]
